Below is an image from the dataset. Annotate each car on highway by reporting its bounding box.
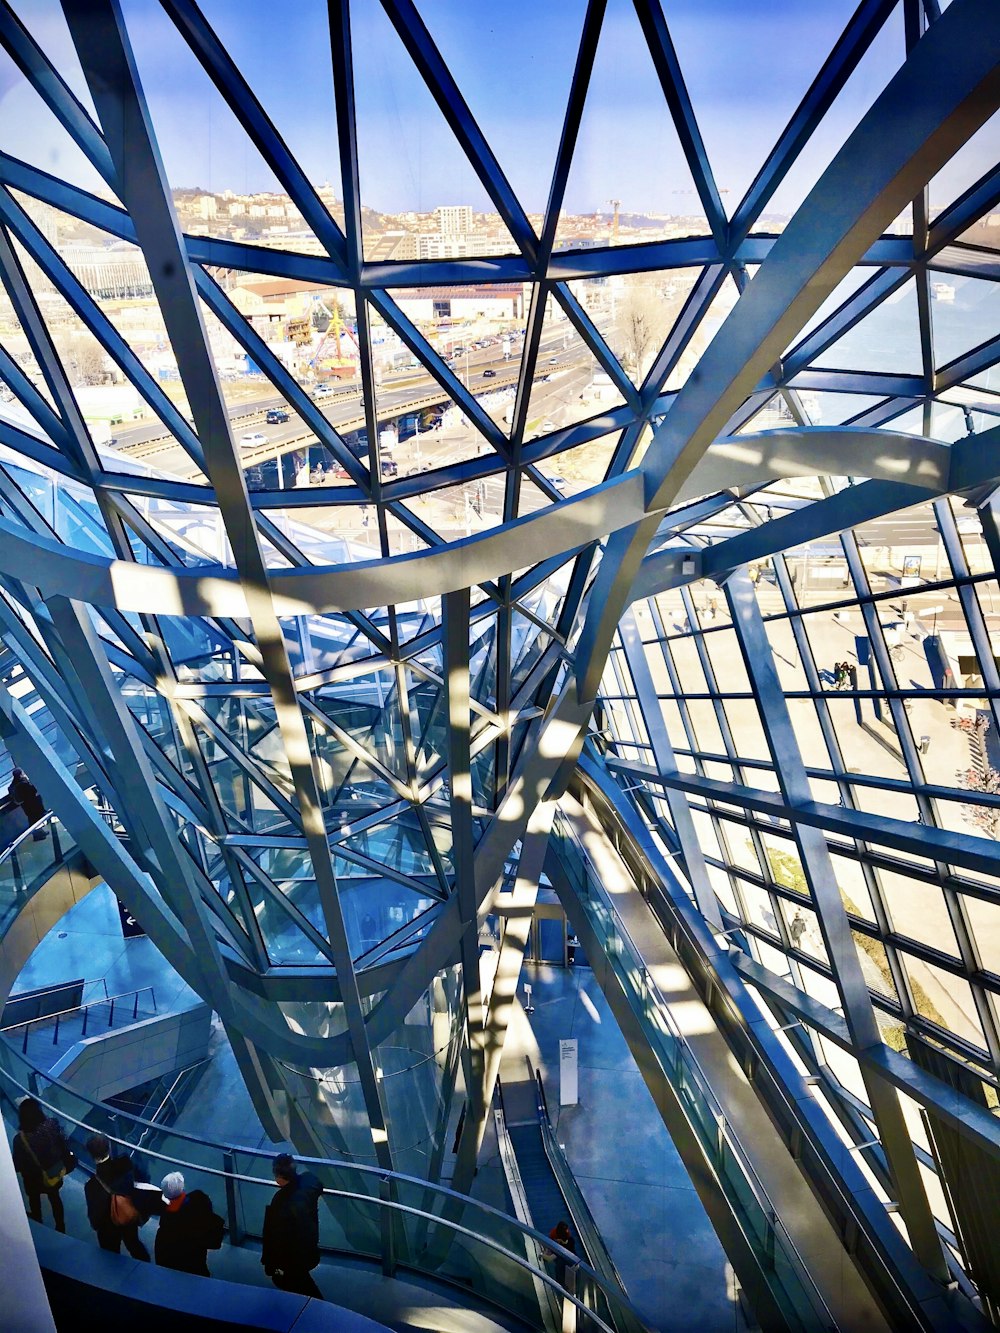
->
[314,384,335,398]
[265,408,289,424]
[548,356,559,363]
[541,419,556,432]
[482,368,496,378]
[240,431,267,447]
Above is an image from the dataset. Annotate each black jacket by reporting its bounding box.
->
[261,1172,323,1274]
[155,1191,224,1275]
[12,1118,67,1190]
[84,1155,147,1230]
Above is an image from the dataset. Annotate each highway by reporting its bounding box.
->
[109,327,597,487]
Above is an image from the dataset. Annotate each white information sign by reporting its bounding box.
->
[559,1038,579,1107]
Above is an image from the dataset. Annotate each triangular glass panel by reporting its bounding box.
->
[788,385,888,426]
[282,611,380,676]
[190,0,346,234]
[930,109,1000,222]
[369,343,501,482]
[336,873,439,963]
[383,510,433,560]
[781,266,875,359]
[515,557,574,632]
[264,509,387,567]
[0,44,114,199]
[340,812,451,882]
[930,273,1000,371]
[119,0,331,256]
[755,4,905,228]
[410,474,507,540]
[315,669,409,781]
[523,294,624,441]
[350,0,521,259]
[511,613,551,695]
[568,268,702,387]
[406,663,447,777]
[531,430,621,495]
[392,593,439,645]
[554,0,710,249]
[197,297,362,490]
[0,374,60,449]
[382,283,532,439]
[5,235,211,483]
[734,394,796,434]
[413,0,584,215]
[663,274,741,391]
[326,755,400,820]
[813,277,922,375]
[663,0,859,219]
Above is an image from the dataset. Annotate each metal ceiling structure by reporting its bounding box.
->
[0,0,1000,1305]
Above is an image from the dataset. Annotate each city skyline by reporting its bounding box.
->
[4,0,997,222]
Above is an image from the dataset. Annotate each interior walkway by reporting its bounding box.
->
[515,967,746,1333]
[560,795,892,1333]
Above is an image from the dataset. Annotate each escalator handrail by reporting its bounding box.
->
[531,1067,651,1333]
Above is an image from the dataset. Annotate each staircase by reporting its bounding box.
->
[3,986,158,1074]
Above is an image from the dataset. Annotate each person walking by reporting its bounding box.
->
[547,1219,577,1286]
[155,1172,224,1276]
[8,767,46,836]
[261,1153,323,1298]
[84,1133,151,1260]
[12,1097,71,1231]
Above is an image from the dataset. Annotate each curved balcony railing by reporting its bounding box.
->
[0,814,648,1333]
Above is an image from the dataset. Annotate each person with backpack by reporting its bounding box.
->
[261,1153,323,1297]
[155,1172,225,1276]
[11,1097,73,1231]
[84,1133,150,1260]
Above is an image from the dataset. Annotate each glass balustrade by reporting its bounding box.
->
[551,812,834,1333]
[0,815,647,1333]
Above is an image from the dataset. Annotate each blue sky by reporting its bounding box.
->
[5,0,998,221]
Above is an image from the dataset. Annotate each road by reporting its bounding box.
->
[108,328,594,486]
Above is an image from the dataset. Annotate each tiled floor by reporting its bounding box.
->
[523,962,746,1333]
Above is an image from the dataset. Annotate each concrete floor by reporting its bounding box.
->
[522,962,746,1333]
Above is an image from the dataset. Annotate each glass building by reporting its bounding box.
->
[1,0,1000,1329]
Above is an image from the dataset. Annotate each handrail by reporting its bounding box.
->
[531,1067,650,1333]
[0,1055,647,1333]
[4,984,157,1053]
[551,808,837,1333]
[572,758,953,1333]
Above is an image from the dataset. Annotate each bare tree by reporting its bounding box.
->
[617,286,661,381]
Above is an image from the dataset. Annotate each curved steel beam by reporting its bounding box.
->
[574,0,1000,702]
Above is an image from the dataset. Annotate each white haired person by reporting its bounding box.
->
[155,1172,225,1276]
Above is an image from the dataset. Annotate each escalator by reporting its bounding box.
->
[496,1062,649,1333]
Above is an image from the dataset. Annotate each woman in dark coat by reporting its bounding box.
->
[12,1097,68,1231]
[9,768,45,825]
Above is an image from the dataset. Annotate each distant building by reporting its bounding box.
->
[393,283,526,323]
[434,205,474,235]
[64,245,153,300]
[193,194,218,220]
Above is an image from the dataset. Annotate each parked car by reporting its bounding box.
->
[381,458,399,478]
[240,431,267,447]
[265,408,289,424]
